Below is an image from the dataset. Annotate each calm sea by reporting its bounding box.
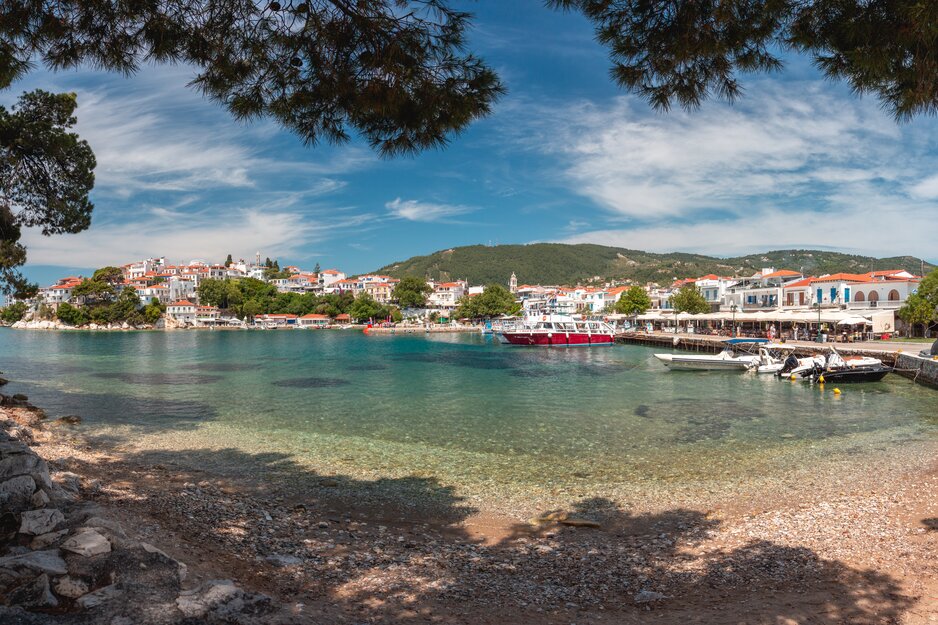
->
[2,329,936,513]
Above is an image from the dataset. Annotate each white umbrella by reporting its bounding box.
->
[836,316,872,326]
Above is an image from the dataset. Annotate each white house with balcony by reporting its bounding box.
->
[428,281,467,311]
[167,300,196,324]
[847,275,921,309]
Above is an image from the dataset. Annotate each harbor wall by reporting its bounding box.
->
[615,333,904,366]
[895,354,938,389]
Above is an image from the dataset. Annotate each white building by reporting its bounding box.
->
[428,281,467,311]
[167,300,196,325]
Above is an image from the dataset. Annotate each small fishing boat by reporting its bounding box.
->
[654,339,764,371]
[500,313,615,347]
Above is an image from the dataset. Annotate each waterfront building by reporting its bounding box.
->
[428,281,467,311]
[723,269,804,310]
[167,300,197,324]
[255,313,298,327]
[298,313,330,328]
[195,305,221,326]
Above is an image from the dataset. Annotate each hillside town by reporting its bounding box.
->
[2,252,927,337]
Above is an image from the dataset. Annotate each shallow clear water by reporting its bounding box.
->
[2,329,936,509]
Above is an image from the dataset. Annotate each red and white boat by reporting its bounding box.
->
[500,313,616,347]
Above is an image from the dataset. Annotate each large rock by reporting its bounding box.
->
[0,550,68,576]
[0,475,36,509]
[61,529,111,557]
[19,509,65,536]
[30,529,68,550]
[8,573,58,609]
[0,439,52,490]
[175,579,272,621]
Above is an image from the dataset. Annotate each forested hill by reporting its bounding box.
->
[373,244,934,286]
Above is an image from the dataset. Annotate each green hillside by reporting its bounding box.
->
[373,244,935,287]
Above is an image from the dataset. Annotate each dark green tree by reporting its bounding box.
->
[225,254,233,267]
[392,276,433,308]
[0,300,27,323]
[91,266,124,287]
[349,292,382,322]
[55,301,87,326]
[0,90,95,295]
[2,1,503,156]
[614,286,652,316]
[670,284,711,314]
[455,284,519,319]
[313,262,321,274]
[551,0,938,120]
[142,298,166,324]
[899,269,938,335]
[71,278,115,306]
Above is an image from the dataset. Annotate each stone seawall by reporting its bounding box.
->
[896,354,938,389]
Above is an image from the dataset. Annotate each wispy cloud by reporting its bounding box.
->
[501,80,938,259]
[22,201,375,267]
[385,197,475,222]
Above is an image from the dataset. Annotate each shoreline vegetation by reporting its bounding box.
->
[2,387,938,623]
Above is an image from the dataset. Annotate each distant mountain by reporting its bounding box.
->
[373,244,935,287]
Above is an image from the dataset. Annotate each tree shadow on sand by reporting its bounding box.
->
[55,447,919,625]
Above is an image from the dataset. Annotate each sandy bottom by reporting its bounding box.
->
[30,417,938,625]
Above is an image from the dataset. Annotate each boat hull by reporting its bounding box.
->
[654,354,753,371]
[500,332,614,347]
[814,367,892,383]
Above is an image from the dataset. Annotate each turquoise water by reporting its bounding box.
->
[2,329,937,510]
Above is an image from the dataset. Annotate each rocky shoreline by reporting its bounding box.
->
[6,320,164,331]
[0,394,291,624]
[2,390,937,623]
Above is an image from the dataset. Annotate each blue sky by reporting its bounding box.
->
[8,0,938,289]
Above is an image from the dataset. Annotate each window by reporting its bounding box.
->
[868,291,880,302]
[855,291,865,302]
[888,289,900,301]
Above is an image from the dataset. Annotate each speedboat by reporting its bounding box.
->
[654,350,758,371]
[654,338,763,371]
[748,343,797,374]
[500,313,615,347]
[807,348,892,383]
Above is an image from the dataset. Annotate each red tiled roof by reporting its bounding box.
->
[300,314,329,319]
[810,273,874,284]
[762,269,801,279]
[783,277,815,289]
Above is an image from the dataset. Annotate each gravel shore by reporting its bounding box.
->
[2,397,937,624]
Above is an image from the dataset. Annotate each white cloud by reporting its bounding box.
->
[385,197,474,222]
[500,80,938,260]
[22,203,374,267]
[532,85,904,219]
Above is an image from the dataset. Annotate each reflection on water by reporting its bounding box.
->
[1,329,936,498]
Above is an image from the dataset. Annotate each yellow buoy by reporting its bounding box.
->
[833,388,841,395]
[818,375,825,383]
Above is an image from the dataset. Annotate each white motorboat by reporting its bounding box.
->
[749,343,797,374]
[654,349,758,371]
